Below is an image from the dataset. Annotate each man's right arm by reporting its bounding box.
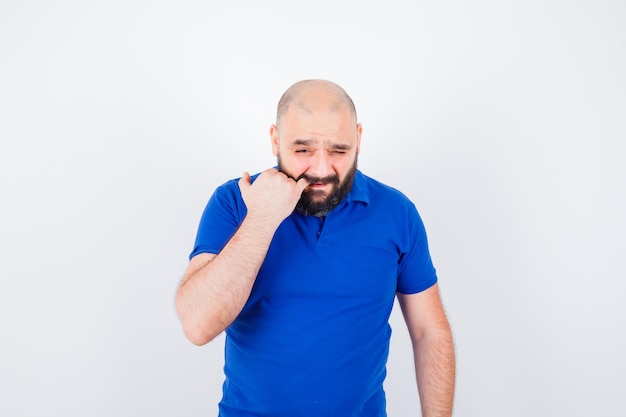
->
[175,168,309,346]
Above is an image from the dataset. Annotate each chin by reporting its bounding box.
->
[306,189,331,200]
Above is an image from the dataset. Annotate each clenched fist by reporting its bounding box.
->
[238,168,309,228]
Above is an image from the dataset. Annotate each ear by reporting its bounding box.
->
[356,123,363,155]
[270,124,280,156]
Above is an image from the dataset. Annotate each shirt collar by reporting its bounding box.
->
[344,169,369,205]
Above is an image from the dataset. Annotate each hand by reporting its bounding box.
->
[238,168,309,226]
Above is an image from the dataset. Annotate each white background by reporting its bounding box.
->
[1,1,625,416]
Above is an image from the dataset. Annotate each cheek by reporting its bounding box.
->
[289,158,308,173]
[280,156,308,177]
[333,156,354,178]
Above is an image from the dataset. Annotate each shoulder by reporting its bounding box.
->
[204,174,255,218]
[358,171,416,209]
[212,171,260,200]
[209,177,239,205]
[355,172,428,236]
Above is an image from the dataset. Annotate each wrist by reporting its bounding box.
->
[241,212,284,237]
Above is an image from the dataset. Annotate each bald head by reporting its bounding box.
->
[276,80,357,129]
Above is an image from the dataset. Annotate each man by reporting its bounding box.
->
[176,80,455,417]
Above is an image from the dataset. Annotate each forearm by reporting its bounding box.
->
[176,215,278,345]
[177,169,309,345]
[414,327,456,417]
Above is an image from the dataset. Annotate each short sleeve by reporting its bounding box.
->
[396,204,438,294]
[189,180,247,260]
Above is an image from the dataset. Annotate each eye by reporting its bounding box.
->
[295,148,310,154]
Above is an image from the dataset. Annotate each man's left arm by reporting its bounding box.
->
[397,283,455,417]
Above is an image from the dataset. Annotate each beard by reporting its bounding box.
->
[278,155,358,217]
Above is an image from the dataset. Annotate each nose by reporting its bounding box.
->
[308,151,333,179]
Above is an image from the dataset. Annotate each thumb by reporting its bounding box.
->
[238,171,251,192]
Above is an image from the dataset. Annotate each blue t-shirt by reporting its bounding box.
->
[190,170,438,417]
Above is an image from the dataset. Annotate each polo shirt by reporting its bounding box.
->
[190,170,438,417]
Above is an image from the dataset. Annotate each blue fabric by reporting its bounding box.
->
[190,170,438,417]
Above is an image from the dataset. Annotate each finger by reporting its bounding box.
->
[295,176,310,192]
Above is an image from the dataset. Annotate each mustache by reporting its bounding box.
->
[278,167,340,186]
[295,173,340,185]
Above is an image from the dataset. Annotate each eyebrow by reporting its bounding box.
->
[292,139,352,150]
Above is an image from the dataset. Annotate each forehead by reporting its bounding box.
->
[278,106,356,141]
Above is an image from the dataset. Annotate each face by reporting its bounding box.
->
[278,153,358,217]
[271,104,362,217]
